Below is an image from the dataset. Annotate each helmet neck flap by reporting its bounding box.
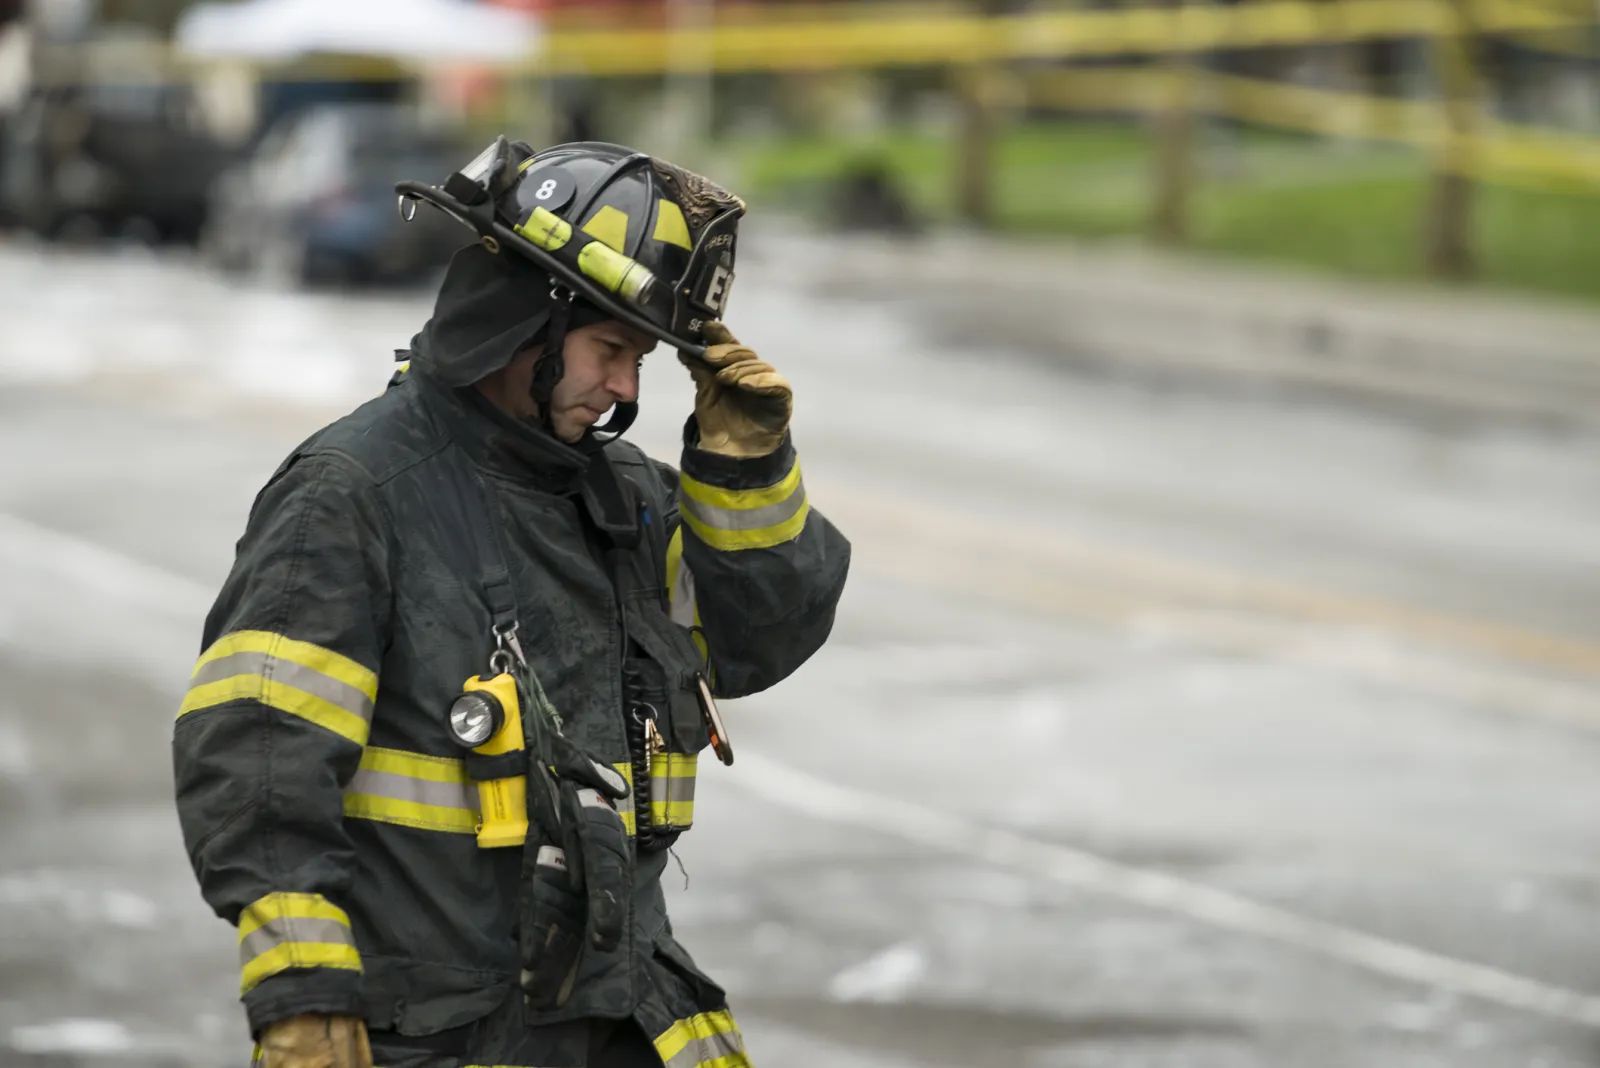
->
[409,245,636,450]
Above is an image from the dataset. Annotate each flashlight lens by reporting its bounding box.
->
[449,692,502,747]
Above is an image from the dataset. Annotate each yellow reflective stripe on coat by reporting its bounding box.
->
[343,747,479,834]
[180,630,377,747]
[665,526,710,662]
[655,1010,750,1068]
[679,460,808,552]
[650,751,697,829]
[612,760,637,836]
[342,748,642,838]
[237,892,361,995]
[665,526,695,628]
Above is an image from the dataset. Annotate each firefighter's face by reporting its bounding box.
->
[486,321,656,442]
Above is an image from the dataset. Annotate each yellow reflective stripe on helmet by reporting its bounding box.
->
[582,205,630,252]
[237,893,361,995]
[515,206,572,251]
[679,462,809,552]
[576,240,653,302]
[655,1010,750,1068]
[180,630,377,747]
[343,747,479,834]
[653,199,693,249]
[517,205,654,303]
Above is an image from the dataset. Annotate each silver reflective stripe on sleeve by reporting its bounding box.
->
[179,631,379,747]
[238,917,352,965]
[678,462,809,552]
[677,479,807,533]
[189,650,375,724]
[655,1010,750,1068]
[236,892,361,995]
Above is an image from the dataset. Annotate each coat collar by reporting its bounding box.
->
[413,368,590,494]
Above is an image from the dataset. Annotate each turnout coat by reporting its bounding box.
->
[172,259,849,1066]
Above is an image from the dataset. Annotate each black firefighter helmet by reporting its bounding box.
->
[397,137,745,361]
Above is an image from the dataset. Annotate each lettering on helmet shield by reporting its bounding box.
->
[697,265,734,315]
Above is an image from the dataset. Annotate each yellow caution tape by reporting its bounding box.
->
[1024,67,1600,195]
[535,0,1597,77]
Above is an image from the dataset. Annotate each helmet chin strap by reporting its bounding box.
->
[528,283,640,449]
[529,285,573,437]
[587,401,638,445]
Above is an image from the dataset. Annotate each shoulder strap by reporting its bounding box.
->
[439,443,524,658]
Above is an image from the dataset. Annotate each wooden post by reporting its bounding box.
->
[954,61,997,228]
[1424,0,1481,280]
[665,0,716,165]
[1150,0,1199,245]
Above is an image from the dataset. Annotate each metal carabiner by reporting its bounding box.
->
[492,621,527,673]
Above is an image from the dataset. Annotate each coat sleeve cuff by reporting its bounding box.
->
[680,418,795,489]
[243,969,366,1038]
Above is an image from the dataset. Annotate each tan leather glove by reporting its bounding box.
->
[680,322,792,458]
[257,1014,372,1068]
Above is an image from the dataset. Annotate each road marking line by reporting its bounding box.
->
[821,482,1600,682]
[732,752,1600,1029]
[867,535,1600,729]
[12,512,1598,1026]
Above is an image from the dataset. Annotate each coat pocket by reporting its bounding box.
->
[623,596,712,848]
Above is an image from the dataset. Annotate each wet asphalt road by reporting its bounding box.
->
[1,236,1598,1068]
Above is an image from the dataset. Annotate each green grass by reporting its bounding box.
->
[724,121,1600,304]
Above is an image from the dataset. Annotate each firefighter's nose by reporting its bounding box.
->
[608,360,640,404]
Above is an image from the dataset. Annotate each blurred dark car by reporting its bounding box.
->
[202,103,466,286]
[1,83,236,242]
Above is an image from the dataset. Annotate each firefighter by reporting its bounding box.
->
[173,139,850,1068]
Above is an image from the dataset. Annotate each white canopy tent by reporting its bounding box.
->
[175,0,541,64]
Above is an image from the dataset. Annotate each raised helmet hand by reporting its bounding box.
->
[679,322,792,458]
